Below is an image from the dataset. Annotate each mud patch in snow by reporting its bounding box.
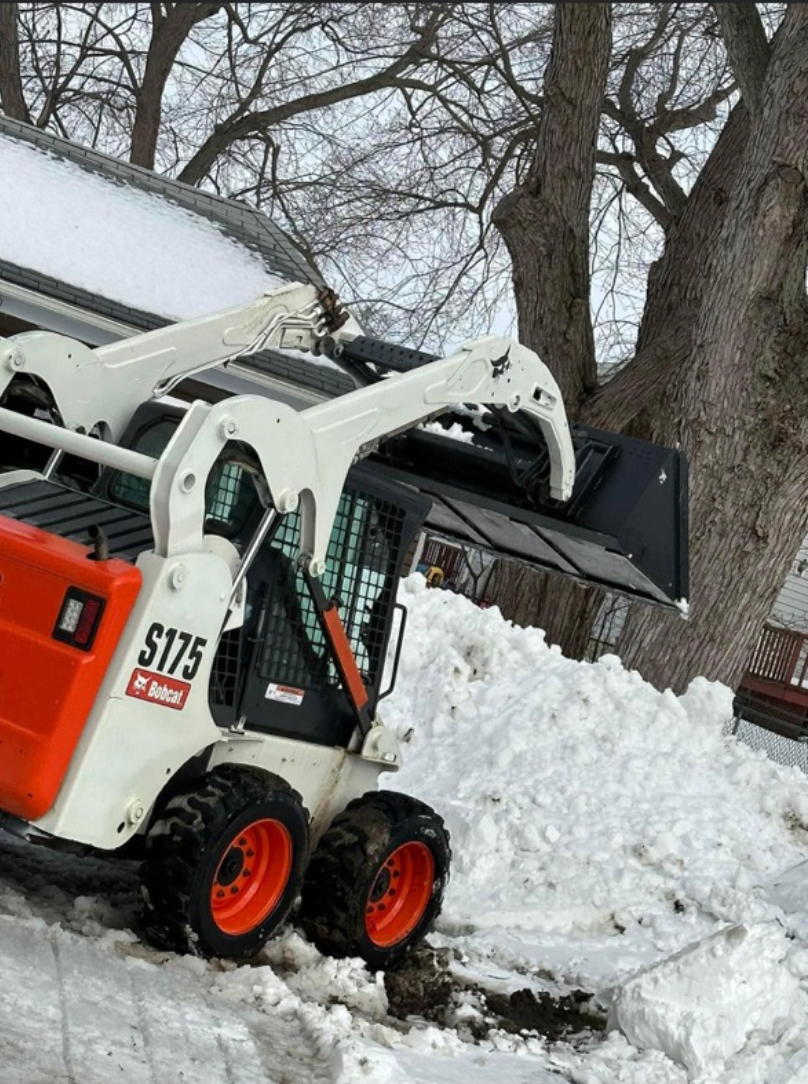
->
[384,944,605,1045]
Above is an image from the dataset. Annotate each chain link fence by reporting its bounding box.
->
[725,714,808,773]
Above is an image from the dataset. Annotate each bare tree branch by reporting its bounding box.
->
[0,3,31,123]
[130,2,220,168]
[711,2,770,113]
[493,3,612,409]
[178,6,452,186]
[596,149,672,229]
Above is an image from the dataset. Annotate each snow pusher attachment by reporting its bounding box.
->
[373,420,688,609]
[328,336,689,611]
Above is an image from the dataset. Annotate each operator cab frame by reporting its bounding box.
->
[90,400,428,746]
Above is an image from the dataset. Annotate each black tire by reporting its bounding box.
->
[299,790,451,970]
[140,764,309,959]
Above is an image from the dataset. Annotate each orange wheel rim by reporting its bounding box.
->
[365,841,434,948]
[211,819,292,936]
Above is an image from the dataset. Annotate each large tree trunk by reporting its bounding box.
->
[489,4,610,652]
[529,105,754,661]
[0,4,30,124]
[588,103,751,440]
[493,4,611,412]
[498,5,808,697]
[617,5,808,692]
[130,4,220,170]
[487,562,603,657]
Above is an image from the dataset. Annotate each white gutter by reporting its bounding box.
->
[0,277,138,345]
[0,275,329,408]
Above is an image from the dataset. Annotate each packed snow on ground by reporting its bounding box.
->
[1,576,808,1083]
[0,133,285,320]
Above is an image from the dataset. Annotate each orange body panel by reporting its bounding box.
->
[0,514,142,820]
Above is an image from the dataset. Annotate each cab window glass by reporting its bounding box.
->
[111,419,258,536]
[110,419,177,510]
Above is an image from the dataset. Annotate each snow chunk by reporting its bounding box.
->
[610,922,803,1079]
[421,421,475,443]
[0,134,286,320]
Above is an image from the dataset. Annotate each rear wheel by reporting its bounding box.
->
[141,764,309,959]
[299,791,450,970]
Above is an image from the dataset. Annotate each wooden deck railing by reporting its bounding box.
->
[746,624,808,688]
[735,625,808,737]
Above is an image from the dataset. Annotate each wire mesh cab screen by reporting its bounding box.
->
[91,400,429,736]
[205,470,426,749]
[256,484,405,695]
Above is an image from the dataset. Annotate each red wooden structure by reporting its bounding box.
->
[734,624,808,739]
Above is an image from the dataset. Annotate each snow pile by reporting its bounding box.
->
[0,134,286,320]
[421,421,475,443]
[385,577,808,983]
[610,922,803,1078]
[379,577,808,1079]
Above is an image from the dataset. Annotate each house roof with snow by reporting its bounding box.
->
[0,114,352,402]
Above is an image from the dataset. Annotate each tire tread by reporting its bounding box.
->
[299,790,451,968]
[141,764,308,958]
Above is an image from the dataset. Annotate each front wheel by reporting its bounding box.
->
[299,791,451,970]
[141,764,309,959]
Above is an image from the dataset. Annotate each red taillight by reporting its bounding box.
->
[53,588,106,651]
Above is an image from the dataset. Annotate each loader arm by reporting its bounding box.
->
[0,282,686,610]
[146,331,576,570]
[0,282,345,442]
[0,285,577,576]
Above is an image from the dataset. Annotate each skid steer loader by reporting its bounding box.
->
[0,283,688,967]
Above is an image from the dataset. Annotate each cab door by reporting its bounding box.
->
[235,485,397,746]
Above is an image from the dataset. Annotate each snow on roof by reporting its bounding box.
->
[0,133,287,321]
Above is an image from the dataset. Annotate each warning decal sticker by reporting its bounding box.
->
[265,683,305,706]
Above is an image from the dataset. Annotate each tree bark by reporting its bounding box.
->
[712,3,771,113]
[0,3,31,124]
[488,4,611,655]
[502,4,808,696]
[532,94,744,653]
[533,98,753,664]
[586,102,751,440]
[493,3,612,413]
[617,4,808,692]
[492,567,604,658]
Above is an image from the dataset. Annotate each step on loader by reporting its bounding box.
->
[0,283,688,966]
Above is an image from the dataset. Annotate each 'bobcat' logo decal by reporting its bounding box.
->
[126,668,190,711]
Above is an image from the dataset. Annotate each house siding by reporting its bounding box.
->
[771,538,808,632]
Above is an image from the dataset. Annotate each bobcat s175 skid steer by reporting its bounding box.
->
[0,283,688,966]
